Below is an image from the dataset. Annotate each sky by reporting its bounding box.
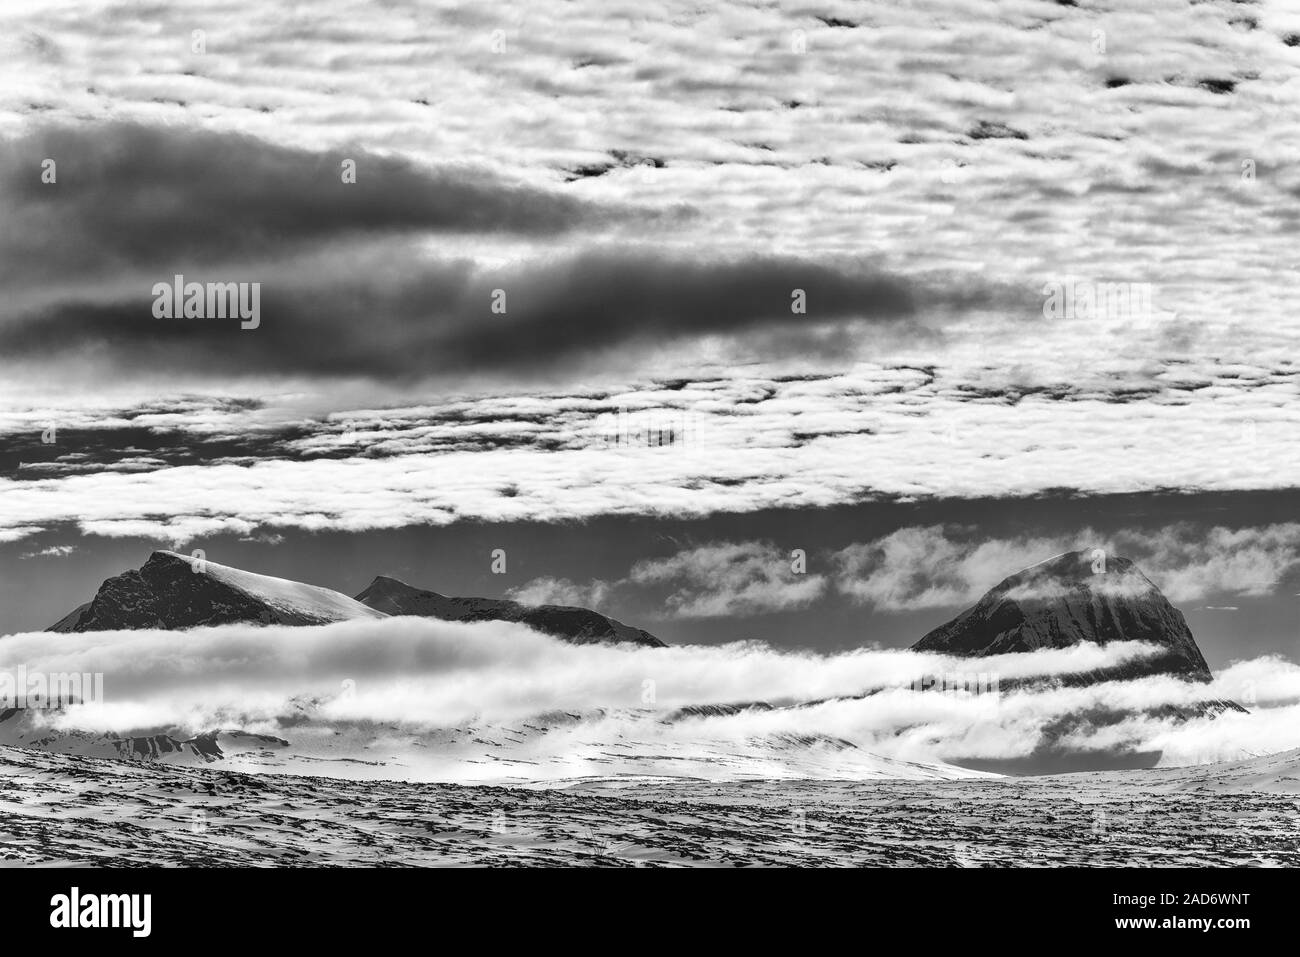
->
[0,0,1298,674]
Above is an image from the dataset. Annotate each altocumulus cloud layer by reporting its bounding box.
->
[2,0,1295,336]
[0,1,1298,551]
[2,367,1297,544]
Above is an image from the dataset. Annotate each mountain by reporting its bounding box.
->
[355,575,666,648]
[912,550,1213,684]
[48,550,386,632]
[46,552,665,647]
[911,550,1245,773]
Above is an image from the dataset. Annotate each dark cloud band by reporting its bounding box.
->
[0,123,1009,380]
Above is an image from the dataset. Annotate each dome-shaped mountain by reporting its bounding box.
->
[911,550,1211,684]
[355,575,665,648]
[911,550,1244,773]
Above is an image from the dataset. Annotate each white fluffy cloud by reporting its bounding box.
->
[833,527,1063,611]
[1109,524,1300,601]
[507,576,612,609]
[502,522,1300,621]
[626,540,827,618]
[18,544,75,559]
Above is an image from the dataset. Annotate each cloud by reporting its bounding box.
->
[832,526,1064,611]
[1107,524,1300,601]
[1,3,1299,543]
[510,540,828,619]
[1,359,1298,547]
[507,576,611,608]
[0,616,1295,780]
[0,615,1164,730]
[624,540,828,618]
[0,123,1008,382]
[0,0,1295,376]
[18,544,74,559]
[830,523,1300,610]
[0,121,608,283]
[500,522,1300,627]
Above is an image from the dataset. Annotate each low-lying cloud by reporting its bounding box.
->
[1,615,1162,729]
[1,617,1295,781]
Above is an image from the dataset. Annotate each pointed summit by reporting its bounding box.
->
[354,575,456,616]
[49,550,385,632]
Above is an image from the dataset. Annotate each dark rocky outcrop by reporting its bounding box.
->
[355,575,665,648]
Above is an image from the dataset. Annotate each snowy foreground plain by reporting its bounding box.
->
[1,746,1297,867]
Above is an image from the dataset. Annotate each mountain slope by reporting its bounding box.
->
[912,550,1212,684]
[48,550,386,632]
[355,575,665,648]
[0,707,289,764]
